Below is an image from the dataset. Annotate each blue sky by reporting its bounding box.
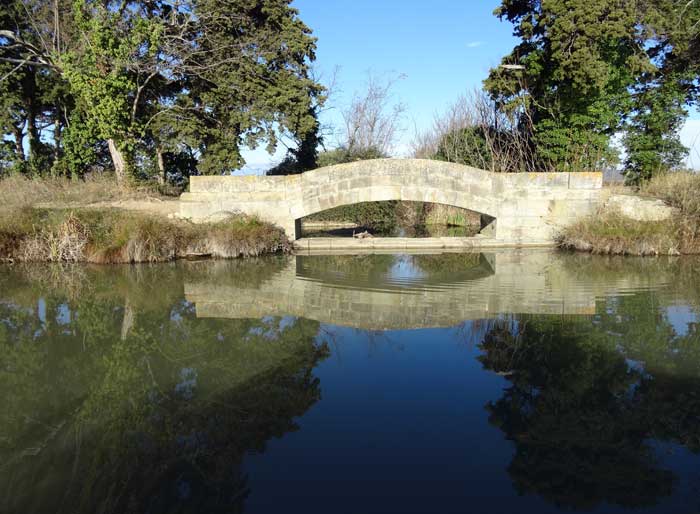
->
[242,1,700,171]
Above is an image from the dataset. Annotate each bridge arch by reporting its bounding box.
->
[290,159,498,221]
[179,158,603,245]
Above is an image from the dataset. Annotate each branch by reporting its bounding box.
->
[0,56,55,69]
[132,70,161,124]
[0,30,59,70]
[0,58,28,81]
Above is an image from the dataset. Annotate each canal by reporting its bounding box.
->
[1,250,699,513]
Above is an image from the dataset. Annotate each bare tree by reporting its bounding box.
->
[340,72,406,156]
[411,87,545,173]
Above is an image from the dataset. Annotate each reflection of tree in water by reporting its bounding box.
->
[0,265,327,514]
[297,254,396,278]
[411,253,492,281]
[478,292,700,510]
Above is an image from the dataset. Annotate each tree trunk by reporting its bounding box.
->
[108,138,128,184]
[156,146,166,185]
[12,124,25,164]
[53,113,62,164]
[23,67,41,164]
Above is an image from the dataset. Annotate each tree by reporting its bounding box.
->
[0,0,70,175]
[487,0,700,180]
[485,0,650,173]
[340,72,406,157]
[1,0,324,183]
[623,0,700,183]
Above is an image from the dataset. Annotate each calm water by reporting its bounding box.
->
[1,250,700,514]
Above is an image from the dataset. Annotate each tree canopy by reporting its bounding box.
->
[485,0,700,182]
[0,0,324,183]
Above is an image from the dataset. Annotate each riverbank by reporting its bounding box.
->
[559,172,700,256]
[0,176,288,263]
[0,208,289,263]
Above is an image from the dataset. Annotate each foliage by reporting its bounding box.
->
[434,126,495,169]
[623,77,690,183]
[486,0,699,179]
[305,201,399,230]
[623,0,700,183]
[412,90,541,173]
[316,146,386,168]
[0,0,324,182]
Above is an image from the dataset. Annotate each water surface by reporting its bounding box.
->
[1,250,699,514]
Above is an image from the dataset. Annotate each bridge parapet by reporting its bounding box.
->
[179,159,603,244]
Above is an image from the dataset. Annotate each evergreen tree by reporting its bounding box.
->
[486,0,699,180]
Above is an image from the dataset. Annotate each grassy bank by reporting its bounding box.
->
[0,176,289,263]
[0,208,289,263]
[559,172,700,256]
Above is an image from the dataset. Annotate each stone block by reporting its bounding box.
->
[605,194,678,221]
[569,172,603,189]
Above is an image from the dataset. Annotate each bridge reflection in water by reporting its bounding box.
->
[184,250,671,330]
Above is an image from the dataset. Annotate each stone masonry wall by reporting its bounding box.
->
[179,159,603,244]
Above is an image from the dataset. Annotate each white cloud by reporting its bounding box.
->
[466,41,484,49]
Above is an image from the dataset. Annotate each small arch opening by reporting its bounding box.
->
[297,201,496,240]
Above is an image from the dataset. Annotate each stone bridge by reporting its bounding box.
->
[179,159,603,244]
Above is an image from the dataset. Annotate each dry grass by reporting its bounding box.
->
[424,204,481,227]
[641,171,700,218]
[0,174,173,216]
[0,208,289,263]
[560,171,700,256]
[0,175,286,263]
[559,211,700,256]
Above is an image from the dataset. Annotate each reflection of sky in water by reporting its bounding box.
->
[387,255,426,281]
[667,305,698,337]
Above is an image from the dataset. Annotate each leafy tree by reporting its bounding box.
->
[623,0,700,183]
[1,0,324,182]
[486,0,646,173]
[487,0,700,180]
[0,0,70,175]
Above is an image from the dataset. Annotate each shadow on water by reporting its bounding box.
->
[0,251,699,513]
